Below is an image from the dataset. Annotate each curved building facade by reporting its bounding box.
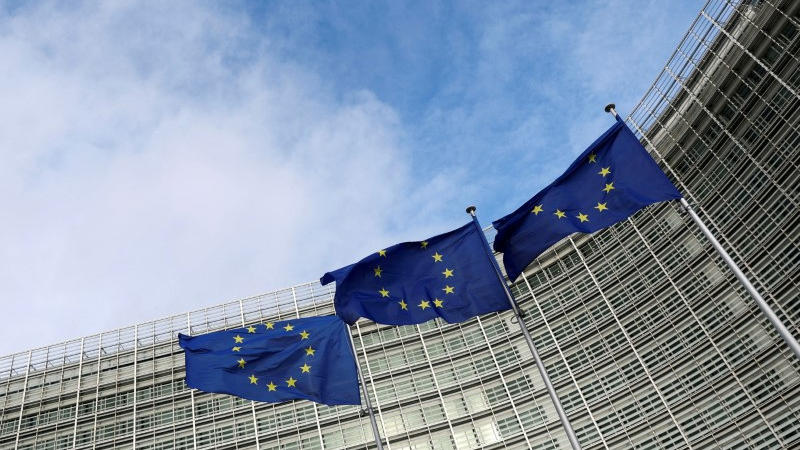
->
[1,0,799,448]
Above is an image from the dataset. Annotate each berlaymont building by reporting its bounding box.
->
[2,0,799,448]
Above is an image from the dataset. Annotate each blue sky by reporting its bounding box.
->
[0,0,702,355]
[245,0,704,226]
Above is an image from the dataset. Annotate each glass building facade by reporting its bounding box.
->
[2,0,799,448]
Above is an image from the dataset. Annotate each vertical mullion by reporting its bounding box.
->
[91,335,102,449]
[533,257,637,447]
[132,325,138,448]
[414,324,456,442]
[565,238,692,448]
[354,321,393,449]
[621,216,784,444]
[627,82,800,333]
[72,338,85,449]
[0,355,15,439]
[13,350,32,449]
[660,62,798,208]
[701,9,800,99]
[474,316,533,448]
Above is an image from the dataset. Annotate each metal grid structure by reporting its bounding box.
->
[2,0,800,448]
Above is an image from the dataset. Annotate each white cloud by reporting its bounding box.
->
[0,0,703,356]
[0,1,457,355]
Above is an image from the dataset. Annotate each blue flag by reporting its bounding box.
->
[321,222,511,325]
[492,120,681,282]
[178,315,360,406]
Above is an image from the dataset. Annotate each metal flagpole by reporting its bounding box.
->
[467,206,583,450]
[347,326,385,450]
[520,273,609,449]
[605,104,800,361]
[679,198,800,360]
[186,313,199,450]
[622,216,784,445]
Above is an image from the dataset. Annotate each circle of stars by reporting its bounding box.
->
[529,152,616,224]
[231,321,316,394]
[374,244,453,313]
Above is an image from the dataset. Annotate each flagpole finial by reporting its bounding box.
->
[604,103,618,117]
[466,206,477,216]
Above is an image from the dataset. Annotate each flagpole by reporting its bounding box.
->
[679,198,800,359]
[520,272,609,449]
[347,327,385,450]
[467,206,583,450]
[605,104,800,361]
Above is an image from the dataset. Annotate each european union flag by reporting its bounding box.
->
[321,222,510,325]
[493,120,682,281]
[178,315,360,406]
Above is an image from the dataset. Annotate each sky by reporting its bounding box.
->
[0,0,702,356]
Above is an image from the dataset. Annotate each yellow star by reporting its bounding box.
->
[232,346,241,352]
[531,204,544,215]
[554,209,566,219]
[249,374,258,384]
[286,377,297,387]
[442,268,454,278]
[432,252,443,262]
[378,249,387,257]
[603,182,615,193]
[300,330,310,340]
[418,300,430,310]
[433,298,444,308]
[373,266,382,277]
[233,335,244,343]
[588,153,597,163]
[247,326,256,334]
[398,299,408,310]
[577,212,589,222]
[420,241,428,248]
[266,322,274,330]
[267,382,277,391]
[594,202,608,212]
[305,346,315,356]
[598,166,611,177]
[237,358,246,368]
[443,285,454,294]
[300,363,311,373]
[283,323,294,332]
[379,288,390,298]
